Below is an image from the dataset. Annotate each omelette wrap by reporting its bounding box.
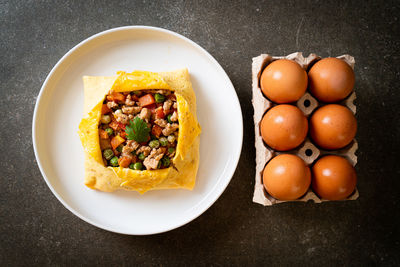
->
[78,69,201,193]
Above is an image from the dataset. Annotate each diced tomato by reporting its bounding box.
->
[109,121,119,131]
[117,122,126,130]
[152,125,163,138]
[111,135,125,150]
[120,131,127,138]
[99,129,109,139]
[118,156,132,168]
[106,92,126,103]
[167,94,176,101]
[155,107,165,119]
[138,94,155,107]
[101,104,111,114]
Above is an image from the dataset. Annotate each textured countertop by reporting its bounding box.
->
[1,1,399,266]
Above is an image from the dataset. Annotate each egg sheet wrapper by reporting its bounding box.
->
[252,52,359,206]
[78,69,201,194]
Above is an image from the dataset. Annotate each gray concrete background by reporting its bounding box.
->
[1,0,399,266]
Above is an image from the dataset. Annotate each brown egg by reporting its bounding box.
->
[310,104,356,150]
[260,59,308,103]
[260,105,308,151]
[308,57,355,102]
[263,154,311,200]
[312,155,357,200]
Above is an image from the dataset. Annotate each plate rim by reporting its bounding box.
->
[32,25,243,235]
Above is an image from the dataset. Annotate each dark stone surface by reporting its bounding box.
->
[1,0,399,266]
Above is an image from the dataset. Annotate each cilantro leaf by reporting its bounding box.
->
[125,117,150,143]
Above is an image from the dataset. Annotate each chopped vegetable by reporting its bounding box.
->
[132,162,143,170]
[162,157,171,167]
[138,153,146,160]
[154,93,165,103]
[103,149,114,160]
[167,114,173,123]
[101,115,111,124]
[138,94,155,107]
[105,128,113,136]
[168,147,175,154]
[149,140,160,149]
[99,129,109,139]
[155,107,165,119]
[159,137,168,146]
[125,117,150,143]
[110,156,119,166]
[120,131,127,138]
[111,135,125,150]
[101,104,111,114]
[151,125,162,138]
[107,92,126,103]
[99,138,111,150]
[109,121,119,131]
[118,156,131,168]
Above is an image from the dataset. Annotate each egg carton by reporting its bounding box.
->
[252,52,359,206]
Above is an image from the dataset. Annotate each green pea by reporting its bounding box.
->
[132,162,143,170]
[162,157,171,167]
[138,153,146,160]
[149,140,160,149]
[168,147,175,154]
[159,137,168,146]
[103,149,114,160]
[167,114,172,123]
[154,93,165,103]
[110,156,119,166]
[101,114,111,124]
[116,145,123,153]
[105,128,113,136]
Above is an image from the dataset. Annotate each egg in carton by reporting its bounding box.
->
[252,52,359,206]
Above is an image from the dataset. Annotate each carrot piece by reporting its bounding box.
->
[111,135,125,150]
[106,92,126,103]
[99,139,111,150]
[152,125,163,138]
[109,121,119,131]
[118,156,132,168]
[99,129,109,139]
[101,104,111,114]
[138,94,155,107]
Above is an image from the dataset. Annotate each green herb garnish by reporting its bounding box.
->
[125,117,150,143]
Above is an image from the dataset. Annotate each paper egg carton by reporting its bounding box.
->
[252,52,359,206]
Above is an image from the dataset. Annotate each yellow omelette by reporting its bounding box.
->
[78,69,201,193]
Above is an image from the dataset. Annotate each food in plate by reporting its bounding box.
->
[308,57,355,102]
[310,104,357,150]
[263,154,311,200]
[260,59,308,103]
[311,155,357,200]
[78,69,201,193]
[260,104,308,151]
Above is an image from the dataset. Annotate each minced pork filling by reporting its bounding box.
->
[98,90,179,170]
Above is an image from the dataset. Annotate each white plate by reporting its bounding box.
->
[32,26,243,235]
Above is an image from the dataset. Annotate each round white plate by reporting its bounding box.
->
[32,26,243,235]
